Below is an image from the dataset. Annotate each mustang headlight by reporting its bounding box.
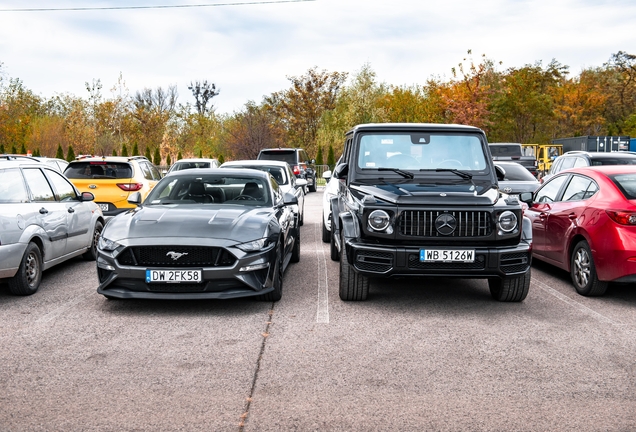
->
[368,210,391,232]
[497,210,518,233]
[236,238,269,252]
[98,236,122,252]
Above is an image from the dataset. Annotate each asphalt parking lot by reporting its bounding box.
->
[1,188,636,431]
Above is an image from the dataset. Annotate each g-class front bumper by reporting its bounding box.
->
[342,239,532,279]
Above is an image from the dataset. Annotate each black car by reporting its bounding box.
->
[330,123,532,302]
[257,148,317,192]
[95,168,300,301]
[494,161,540,197]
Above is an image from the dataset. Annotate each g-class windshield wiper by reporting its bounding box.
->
[378,167,414,179]
[433,168,473,180]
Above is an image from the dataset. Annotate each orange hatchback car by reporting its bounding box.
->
[64,156,162,216]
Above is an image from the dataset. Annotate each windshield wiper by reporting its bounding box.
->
[378,167,414,179]
[433,168,473,180]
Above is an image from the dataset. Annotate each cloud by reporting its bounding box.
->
[1,0,635,114]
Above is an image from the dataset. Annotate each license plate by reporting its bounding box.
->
[420,249,475,262]
[98,203,109,211]
[146,269,203,283]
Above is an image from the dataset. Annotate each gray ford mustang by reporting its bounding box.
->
[96,168,300,301]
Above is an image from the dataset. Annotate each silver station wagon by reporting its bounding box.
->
[0,160,105,295]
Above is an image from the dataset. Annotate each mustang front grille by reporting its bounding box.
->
[398,210,491,238]
[116,246,236,267]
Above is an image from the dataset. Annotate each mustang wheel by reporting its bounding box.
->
[339,230,369,301]
[83,220,103,261]
[570,240,607,296]
[291,228,301,263]
[260,246,283,302]
[488,268,530,302]
[9,243,43,296]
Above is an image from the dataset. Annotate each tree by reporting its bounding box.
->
[188,80,220,115]
[316,145,324,165]
[327,144,335,169]
[218,154,225,164]
[166,153,172,166]
[121,143,129,157]
[177,151,182,160]
[489,60,566,143]
[153,147,161,165]
[56,144,64,159]
[66,145,76,161]
[223,102,282,160]
[33,148,41,157]
[144,146,151,160]
[265,66,347,156]
[112,148,117,156]
[132,142,139,156]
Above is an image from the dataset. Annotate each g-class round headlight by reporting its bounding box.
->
[368,210,390,232]
[497,210,518,233]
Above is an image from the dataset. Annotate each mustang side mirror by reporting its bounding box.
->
[127,191,142,206]
[283,191,298,206]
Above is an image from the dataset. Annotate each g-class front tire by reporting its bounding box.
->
[339,231,369,301]
[488,268,530,302]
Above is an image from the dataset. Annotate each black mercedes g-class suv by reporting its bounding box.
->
[330,123,532,302]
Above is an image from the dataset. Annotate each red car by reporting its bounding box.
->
[522,165,636,296]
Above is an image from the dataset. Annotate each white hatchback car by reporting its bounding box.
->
[220,160,307,225]
[0,160,105,295]
[322,170,339,242]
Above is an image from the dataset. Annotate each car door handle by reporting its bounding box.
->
[68,207,75,213]
[568,213,577,220]
[39,208,49,214]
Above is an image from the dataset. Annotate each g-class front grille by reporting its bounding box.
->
[398,210,492,238]
[116,246,236,267]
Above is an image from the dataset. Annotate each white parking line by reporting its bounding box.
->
[314,222,329,323]
[532,279,621,325]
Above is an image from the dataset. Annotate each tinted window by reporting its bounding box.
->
[23,168,56,201]
[258,151,296,165]
[489,145,522,157]
[498,163,536,181]
[0,168,29,202]
[65,162,133,179]
[610,173,636,199]
[535,175,567,203]
[590,157,636,166]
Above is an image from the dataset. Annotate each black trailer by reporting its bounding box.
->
[551,135,631,153]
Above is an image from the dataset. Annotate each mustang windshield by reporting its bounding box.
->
[357,133,488,172]
[146,175,270,206]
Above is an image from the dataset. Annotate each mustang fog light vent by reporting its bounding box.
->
[497,211,518,233]
[240,263,270,272]
[368,210,391,232]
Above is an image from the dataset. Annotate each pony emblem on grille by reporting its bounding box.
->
[166,251,189,261]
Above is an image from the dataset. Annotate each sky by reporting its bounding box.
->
[1,0,636,115]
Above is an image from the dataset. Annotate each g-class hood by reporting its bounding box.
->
[351,182,499,205]
[103,205,273,243]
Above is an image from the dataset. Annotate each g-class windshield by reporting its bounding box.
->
[357,133,488,172]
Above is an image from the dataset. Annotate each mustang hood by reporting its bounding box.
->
[104,205,274,243]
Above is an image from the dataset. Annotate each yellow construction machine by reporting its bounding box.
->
[522,144,563,177]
